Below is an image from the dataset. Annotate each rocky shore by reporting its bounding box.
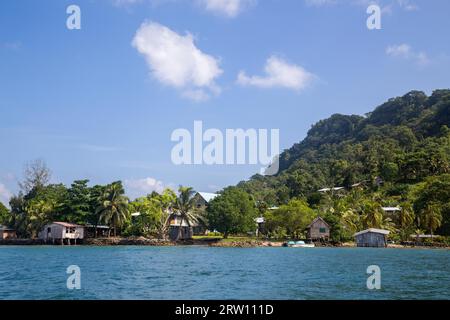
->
[1,237,448,249]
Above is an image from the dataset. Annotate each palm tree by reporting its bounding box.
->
[26,199,54,238]
[361,200,383,229]
[399,203,415,229]
[341,209,360,234]
[96,182,129,237]
[420,203,442,238]
[173,186,198,241]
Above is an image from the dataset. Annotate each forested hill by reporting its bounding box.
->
[237,89,450,206]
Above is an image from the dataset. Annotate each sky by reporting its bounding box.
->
[1,0,449,203]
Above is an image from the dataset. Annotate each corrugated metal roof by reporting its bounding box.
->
[354,228,390,236]
[382,207,401,211]
[52,222,84,228]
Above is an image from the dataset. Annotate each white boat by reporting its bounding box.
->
[286,241,315,248]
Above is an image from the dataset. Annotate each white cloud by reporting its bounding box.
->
[113,0,143,7]
[0,182,12,206]
[237,56,316,91]
[125,177,165,198]
[386,44,430,66]
[305,0,336,6]
[397,0,418,11]
[198,0,255,17]
[132,21,223,101]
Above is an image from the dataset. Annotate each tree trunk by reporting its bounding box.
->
[177,218,183,241]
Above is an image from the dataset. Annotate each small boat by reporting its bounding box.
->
[285,240,315,248]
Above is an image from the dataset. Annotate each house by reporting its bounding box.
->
[168,214,193,241]
[354,228,390,247]
[193,192,219,208]
[382,207,401,215]
[0,225,17,240]
[38,222,84,244]
[306,217,330,241]
[317,187,344,193]
[84,224,111,238]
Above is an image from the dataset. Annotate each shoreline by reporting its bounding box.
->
[0,237,449,249]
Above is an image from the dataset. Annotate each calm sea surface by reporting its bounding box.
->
[0,246,448,300]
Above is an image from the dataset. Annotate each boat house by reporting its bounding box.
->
[0,225,17,240]
[354,228,390,247]
[38,222,84,244]
[306,217,330,241]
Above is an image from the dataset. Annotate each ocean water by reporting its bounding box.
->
[0,246,448,300]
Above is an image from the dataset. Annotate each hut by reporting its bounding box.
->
[0,225,17,240]
[354,228,390,247]
[38,222,84,244]
[306,217,330,241]
[84,224,111,238]
[168,214,193,241]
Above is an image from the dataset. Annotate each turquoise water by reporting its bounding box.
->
[0,246,448,300]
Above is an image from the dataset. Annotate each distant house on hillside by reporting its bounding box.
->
[382,207,401,215]
[354,228,390,248]
[306,217,330,241]
[317,187,344,193]
[38,222,84,244]
[0,225,16,240]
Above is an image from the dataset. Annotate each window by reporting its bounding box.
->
[319,227,326,233]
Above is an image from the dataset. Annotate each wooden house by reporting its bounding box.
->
[193,192,219,208]
[354,228,390,247]
[0,225,17,240]
[168,214,193,241]
[38,222,84,244]
[306,217,330,240]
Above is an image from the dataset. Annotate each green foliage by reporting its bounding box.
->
[236,90,450,237]
[96,181,130,237]
[265,199,316,239]
[0,202,9,225]
[206,187,257,238]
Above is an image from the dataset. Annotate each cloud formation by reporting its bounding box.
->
[386,43,430,66]
[132,21,223,101]
[237,56,316,91]
[198,0,255,17]
[0,182,12,206]
[125,177,166,199]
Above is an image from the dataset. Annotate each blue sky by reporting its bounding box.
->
[1,0,449,202]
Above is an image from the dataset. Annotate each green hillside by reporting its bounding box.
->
[236,90,450,240]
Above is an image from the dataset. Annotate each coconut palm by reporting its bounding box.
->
[361,200,383,229]
[173,186,198,240]
[96,182,129,237]
[341,209,360,234]
[420,203,442,238]
[399,202,415,229]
